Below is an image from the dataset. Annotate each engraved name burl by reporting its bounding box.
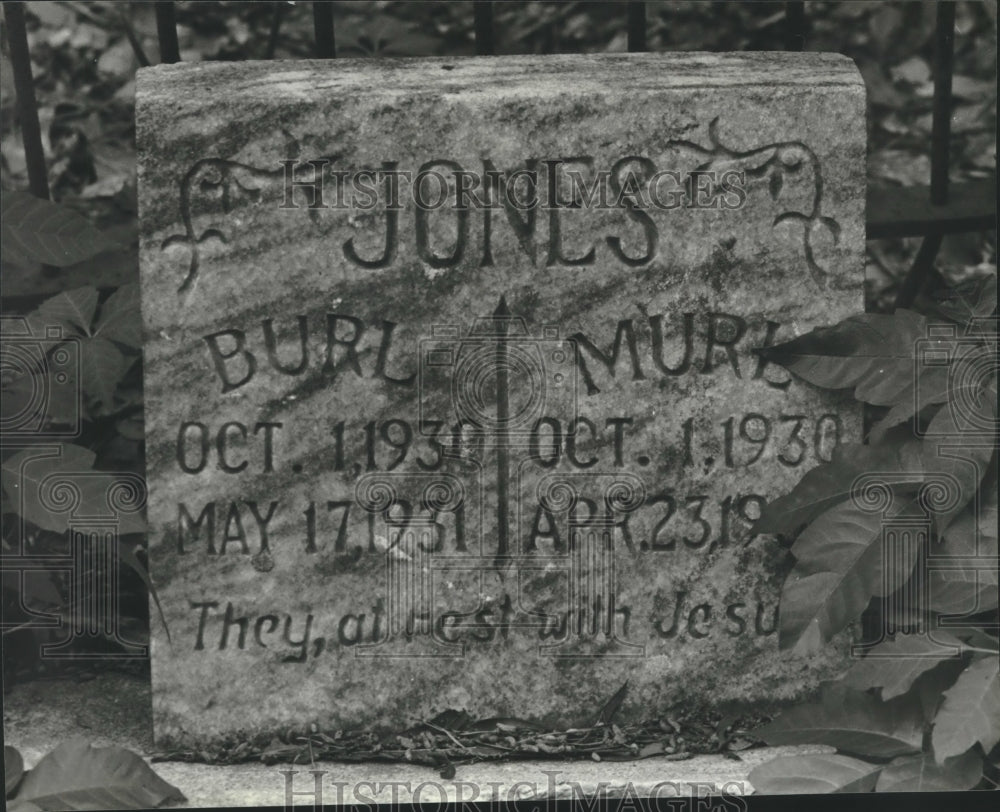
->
[160,120,839,294]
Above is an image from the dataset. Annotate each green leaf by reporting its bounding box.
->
[1,192,117,267]
[93,284,142,349]
[748,753,881,794]
[756,684,924,758]
[756,310,928,407]
[80,337,133,408]
[10,739,185,810]
[5,745,24,798]
[932,656,1000,762]
[754,432,924,536]
[843,632,965,699]
[779,495,925,649]
[28,287,99,338]
[876,749,983,792]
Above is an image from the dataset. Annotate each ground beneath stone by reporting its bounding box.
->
[4,664,771,778]
[4,665,830,806]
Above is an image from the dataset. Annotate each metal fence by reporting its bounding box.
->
[4,0,996,310]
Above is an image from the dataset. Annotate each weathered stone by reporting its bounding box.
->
[137,52,866,748]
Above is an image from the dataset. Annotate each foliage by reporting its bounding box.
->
[4,740,185,811]
[1,279,149,671]
[749,275,999,792]
[1,190,118,266]
[0,0,995,791]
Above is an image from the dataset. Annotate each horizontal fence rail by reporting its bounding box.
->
[867,180,996,240]
[3,0,996,305]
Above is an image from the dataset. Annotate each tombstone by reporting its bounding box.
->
[136,53,866,748]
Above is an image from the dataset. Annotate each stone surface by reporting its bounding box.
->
[3,673,834,806]
[136,53,866,748]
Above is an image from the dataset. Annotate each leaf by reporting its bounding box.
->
[7,801,43,812]
[11,739,185,810]
[876,749,983,792]
[843,632,965,699]
[1,192,117,267]
[932,656,1000,762]
[920,397,996,530]
[80,337,133,408]
[0,360,83,430]
[5,746,24,798]
[93,284,142,349]
[637,741,665,758]
[757,685,924,758]
[756,310,928,407]
[118,542,167,644]
[466,717,546,733]
[0,446,145,535]
[754,431,924,536]
[597,681,629,725]
[922,276,998,326]
[979,463,999,543]
[21,569,63,611]
[1,445,95,533]
[941,498,999,580]
[867,339,991,442]
[910,656,971,722]
[927,578,998,616]
[780,495,925,649]
[890,56,930,85]
[748,753,881,794]
[28,287,99,338]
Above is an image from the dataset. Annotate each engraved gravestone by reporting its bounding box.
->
[137,53,866,747]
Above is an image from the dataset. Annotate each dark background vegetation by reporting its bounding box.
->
[0,0,996,694]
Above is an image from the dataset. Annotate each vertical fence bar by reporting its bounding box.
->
[930,2,956,205]
[3,2,49,200]
[627,1,647,52]
[266,2,286,59]
[313,2,336,58]
[784,2,805,51]
[155,2,180,64]
[894,1,956,309]
[474,1,494,56]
